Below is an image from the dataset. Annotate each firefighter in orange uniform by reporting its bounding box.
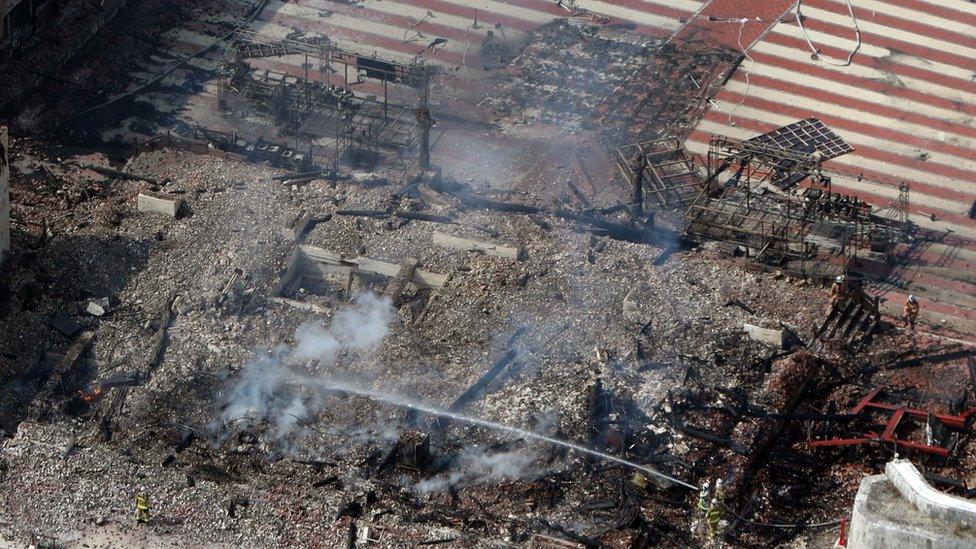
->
[829,275,847,310]
[903,295,920,331]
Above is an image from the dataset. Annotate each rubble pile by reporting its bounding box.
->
[0,137,891,546]
[488,20,738,146]
[0,2,974,548]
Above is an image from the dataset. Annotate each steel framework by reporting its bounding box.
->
[615,137,703,211]
[682,135,870,267]
[215,30,435,168]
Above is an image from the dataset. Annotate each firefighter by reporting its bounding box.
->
[714,478,725,503]
[135,487,151,524]
[697,482,711,514]
[692,482,711,539]
[829,275,847,309]
[706,497,724,541]
[903,294,920,331]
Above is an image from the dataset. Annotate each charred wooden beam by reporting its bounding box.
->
[448,350,518,413]
[29,331,94,420]
[675,423,749,455]
[79,164,157,184]
[888,349,975,370]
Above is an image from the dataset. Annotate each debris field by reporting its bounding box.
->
[0,0,974,548]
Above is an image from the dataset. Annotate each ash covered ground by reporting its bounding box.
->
[1,2,975,549]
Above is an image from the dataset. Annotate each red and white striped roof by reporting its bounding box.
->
[165,0,709,126]
[169,0,707,81]
[686,0,976,334]
[157,0,976,334]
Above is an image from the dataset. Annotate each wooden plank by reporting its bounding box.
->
[29,331,95,420]
[279,211,317,241]
[299,244,346,265]
[432,231,522,260]
[144,293,176,376]
[272,247,303,297]
[411,269,448,289]
[270,296,330,314]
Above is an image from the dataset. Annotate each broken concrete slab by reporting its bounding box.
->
[886,459,976,528]
[280,211,320,242]
[850,469,976,549]
[744,323,785,348]
[137,192,183,217]
[432,231,522,260]
[84,298,110,317]
[298,245,447,290]
[383,258,419,303]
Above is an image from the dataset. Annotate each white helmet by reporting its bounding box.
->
[836,275,845,283]
[909,295,917,303]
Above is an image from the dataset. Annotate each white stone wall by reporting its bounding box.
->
[0,126,8,265]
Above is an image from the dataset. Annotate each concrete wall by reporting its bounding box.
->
[0,126,8,266]
[849,464,976,549]
[886,459,976,529]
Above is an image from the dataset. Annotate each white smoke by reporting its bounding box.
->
[215,292,572,493]
[412,445,545,494]
[217,292,395,441]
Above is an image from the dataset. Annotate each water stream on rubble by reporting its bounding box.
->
[313,378,698,490]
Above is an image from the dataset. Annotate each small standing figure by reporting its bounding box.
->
[903,294,920,331]
[135,487,151,525]
[714,478,725,504]
[692,482,711,539]
[828,275,847,312]
[697,482,711,514]
[706,497,725,542]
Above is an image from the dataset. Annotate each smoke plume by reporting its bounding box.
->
[217,292,395,441]
[412,445,546,494]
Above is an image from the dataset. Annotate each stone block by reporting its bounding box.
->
[743,323,785,347]
[432,231,522,260]
[138,192,182,217]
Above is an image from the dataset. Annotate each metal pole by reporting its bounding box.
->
[304,54,309,104]
[334,105,341,174]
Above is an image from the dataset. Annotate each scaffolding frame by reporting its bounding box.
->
[615,137,704,211]
[682,135,866,266]
[215,30,435,167]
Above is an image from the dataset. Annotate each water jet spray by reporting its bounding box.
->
[311,377,697,491]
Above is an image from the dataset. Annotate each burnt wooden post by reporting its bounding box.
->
[630,152,646,217]
[416,76,432,170]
